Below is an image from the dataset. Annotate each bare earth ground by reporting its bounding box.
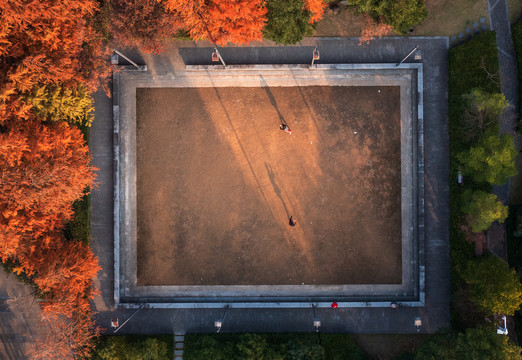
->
[136,86,401,286]
[314,0,489,37]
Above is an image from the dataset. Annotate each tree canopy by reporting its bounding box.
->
[460,255,522,316]
[461,189,508,232]
[458,129,517,185]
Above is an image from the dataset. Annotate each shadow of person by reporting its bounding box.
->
[265,162,290,219]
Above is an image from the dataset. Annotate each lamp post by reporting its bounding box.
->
[211,47,226,67]
[113,305,144,333]
[312,304,321,332]
[214,305,230,333]
[310,47,320,68]
[414,317,422,332]
[112,49,147,71]
[396,45,419,67]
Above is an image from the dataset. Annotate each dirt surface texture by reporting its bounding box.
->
[136,86,402,287]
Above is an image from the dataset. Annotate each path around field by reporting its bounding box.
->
[487,0,520,343]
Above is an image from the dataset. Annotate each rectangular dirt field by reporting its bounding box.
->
[136,86,402,286]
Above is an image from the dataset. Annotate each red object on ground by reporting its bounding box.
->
[331,302,338,308]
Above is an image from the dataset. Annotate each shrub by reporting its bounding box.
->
[93,335,171,360]
[461,189,508,232]
[264,0,314,44]
[348,0,427,34]
[461,255,522,316]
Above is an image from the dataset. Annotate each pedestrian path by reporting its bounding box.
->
[486,0,519,260]
[174,332,185,360]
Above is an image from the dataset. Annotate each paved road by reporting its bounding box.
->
[92,37,450,335]
[486,0,519,260]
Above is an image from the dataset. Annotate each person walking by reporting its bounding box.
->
[280,124,291,134]
[289,216,296,226]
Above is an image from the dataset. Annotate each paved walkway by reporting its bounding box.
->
[92,37,450,335]
[0,273,43,359]
[486,0,519,260]
[487,0,520,343]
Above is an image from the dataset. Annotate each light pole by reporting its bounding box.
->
[214,305,230,333]
[310,47,320,68]
[211,47,226,67]
[396,45,419,67]
[113,305,144,333]
[312,304,321,332]
[414,317,422,332]
[112,49,147,71]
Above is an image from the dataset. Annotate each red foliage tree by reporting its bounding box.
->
[0,120,96,259]
[163,0,267,45]
[0,0,110,120]
[304,0,327,23]
[109,0,183,54]
[359,14,393,45]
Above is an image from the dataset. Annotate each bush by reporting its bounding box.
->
[264,0,314,44]
[184,333,368,360]
[348,0,427,34]
[92,335,172,360]
[460,255,522,316]
[461,189,508,232]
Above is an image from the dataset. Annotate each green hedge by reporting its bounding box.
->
[184,333,368,360]
[91,335,173,360]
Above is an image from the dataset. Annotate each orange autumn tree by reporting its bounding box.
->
[163,0,267,45]
[359,14,393,45]
[303,0,327,22]
[108,0,184,54]
[0,119,96,259]
[0,0,110,120]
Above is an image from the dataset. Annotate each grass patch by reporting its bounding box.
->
[448,31,500,330]
[92,335,173,360]
[414,0,489,36]
[184,333,368,360]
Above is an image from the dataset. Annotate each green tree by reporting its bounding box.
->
[460,255,522,316]
[264,0,314,44]
[25,84,94,126]
[461,89,509,141]
[456,325,522,360]
[348,0,427,34]
[457,129,517,185]
[461,189,508,232]
[413,326,522,360]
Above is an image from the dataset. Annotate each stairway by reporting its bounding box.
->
[174,332,184,360]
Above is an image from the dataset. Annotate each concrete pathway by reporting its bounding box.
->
[486,0,519,259]
[0,273,44,360]
[92,37,450,335]
[487,0,519,343]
